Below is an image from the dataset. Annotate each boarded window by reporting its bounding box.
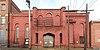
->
[54,15,60,26]
[36,33,38,44]
[37,15,44,26]
[45,13,53,26]
[80,36,84,44]
[45,17,53,26]
[69,24,74,43]
[60,33,62,44]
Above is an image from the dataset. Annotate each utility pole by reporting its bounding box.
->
[84,3,88,50]
[26,0,32,49]
[67,6,70,50]
[63,4,93,50]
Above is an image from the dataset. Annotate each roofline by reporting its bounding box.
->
[32,6,66,10]
[11,0,21,13]
[90,20,100,23]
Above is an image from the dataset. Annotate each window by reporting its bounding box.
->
[36,33,38,44]
[25,27,29,38]
[37,15,44,26]
[1,4,6,11]
[80,36,84,44]
[1,16,6,24]
[0,29,5,44]
[45,17,53,26]
[15,27,19,43]
[45,13,53,26]
[54,15,60,26]
[60,33,62,44]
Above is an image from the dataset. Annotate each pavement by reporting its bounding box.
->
[0,47,97,50]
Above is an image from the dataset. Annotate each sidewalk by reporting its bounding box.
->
[0,47,95,50]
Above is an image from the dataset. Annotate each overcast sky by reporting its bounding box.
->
[12,0,99,21]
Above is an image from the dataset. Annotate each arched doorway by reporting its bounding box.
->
[43,33,55,47]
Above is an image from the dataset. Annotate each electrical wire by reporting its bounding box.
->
[69,0,71,9]
[73,0,77,9]
[79,0,86,9]
[75,0,77,10]
[89,0,94,5]
[89,0,98,8]
[73,0,75,9]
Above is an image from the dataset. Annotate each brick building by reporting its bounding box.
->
[90,21,100,48]
[0,0,21,47]
[9,7,90,48]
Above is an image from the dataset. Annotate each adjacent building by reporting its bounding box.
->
[9,7,90,48]
[90,20,100,48]
[0,0,21,47]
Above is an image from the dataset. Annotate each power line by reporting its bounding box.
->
[89,0,94,5]
[79,0,86,9]
[73,0,75,9]
[89,0,98,8]
[75,0,77,9]
[73,0,77,9]
[69,0,71,9]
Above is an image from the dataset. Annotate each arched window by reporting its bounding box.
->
[25,27,29,38]
[80,24,84,36]
[15,27,19,43]
[79,23,84,44]
[38,15,44,26]
[54,15,60,26]
[45,13,53,26]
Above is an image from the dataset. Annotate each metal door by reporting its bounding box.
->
[44,35,54,47]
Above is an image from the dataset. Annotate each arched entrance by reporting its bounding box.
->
[43,33,55,47]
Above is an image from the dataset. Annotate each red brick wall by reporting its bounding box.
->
[90,21,100,48]
[9,7,90,47]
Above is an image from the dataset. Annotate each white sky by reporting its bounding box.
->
[12,0,99,21]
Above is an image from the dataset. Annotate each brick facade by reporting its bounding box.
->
[90,21,100,48]
[0,0,21,47]
[9,7,90,48]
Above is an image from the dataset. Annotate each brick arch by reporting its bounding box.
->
[54,15,60,26]
[14,23,20,32]
[37,15,44,26]
[46,13,52,17]
[24,23,29,38]
[15,23,20,27]
[25,23,29,27]
[38,15,43,20]
[24,23,29,32]
[43,33,55,36]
